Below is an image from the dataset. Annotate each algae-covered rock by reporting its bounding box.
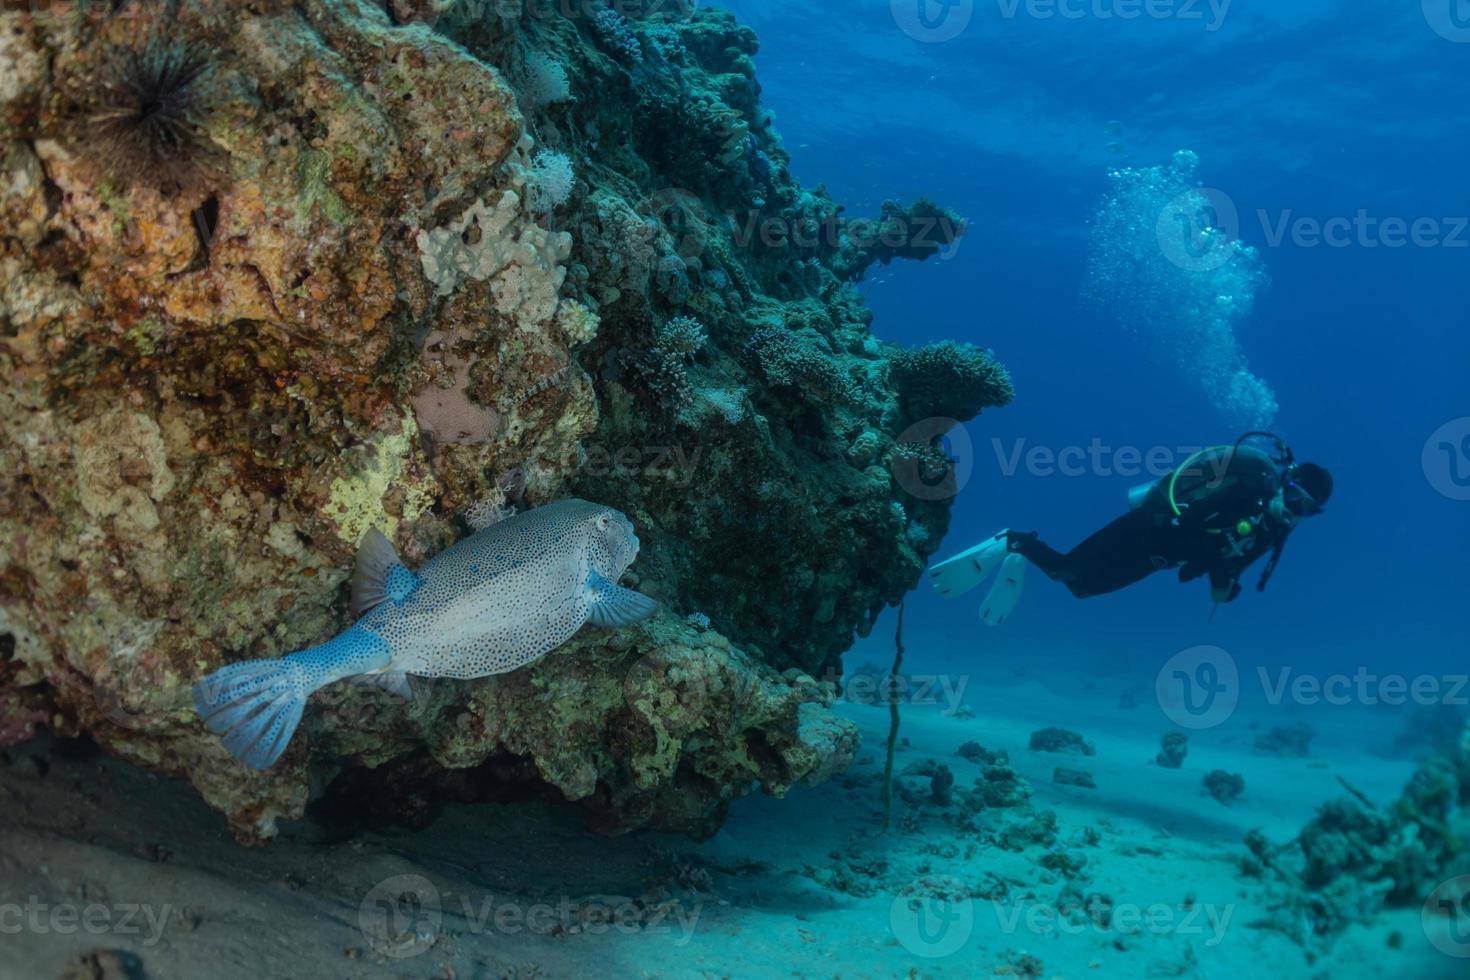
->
[0,1,1007,841]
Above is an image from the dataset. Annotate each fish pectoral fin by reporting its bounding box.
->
[349,670,413,700]
[352,528,418,617]
[586,572,658,628]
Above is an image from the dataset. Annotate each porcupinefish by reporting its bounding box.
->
[193,498,657,770]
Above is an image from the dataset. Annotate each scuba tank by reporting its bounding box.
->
[1125,434,1294,513]
[1165,432,1295,521]
[1127,478,1161,511]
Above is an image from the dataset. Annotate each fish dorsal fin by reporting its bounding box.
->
[586,571,658,628]
[352,528,417,617]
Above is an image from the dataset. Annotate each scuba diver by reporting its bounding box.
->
[929,433,1333,625]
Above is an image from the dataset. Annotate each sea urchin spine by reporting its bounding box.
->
[83,37,222,196]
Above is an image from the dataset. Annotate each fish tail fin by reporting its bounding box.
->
[192,657,311,770]
[192,628,390,770]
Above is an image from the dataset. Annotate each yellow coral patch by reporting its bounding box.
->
[325,413,435,544]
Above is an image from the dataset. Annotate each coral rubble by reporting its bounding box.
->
[1241,730,1470,951]
[1029,726,1096,757]
[1203,769,1246,806]
[1156,731,1189,768]
[0,1,1003,840]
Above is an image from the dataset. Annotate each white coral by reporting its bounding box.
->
[527,150,575,212]
[520,51,571,108]
[465,495,515,530]
[416,191,571,326]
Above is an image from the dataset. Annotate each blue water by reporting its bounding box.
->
[723,0,1470,683]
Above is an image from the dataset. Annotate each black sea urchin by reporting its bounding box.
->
[84,38,222,195]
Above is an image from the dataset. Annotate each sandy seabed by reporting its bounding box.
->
[2,652,1463,980]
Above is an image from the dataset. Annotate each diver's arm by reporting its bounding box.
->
[1208,566,1244,603]
[1205,529,1279,602]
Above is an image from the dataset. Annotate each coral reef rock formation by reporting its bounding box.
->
[0,1,1008,841]
[1241,732,1470,950]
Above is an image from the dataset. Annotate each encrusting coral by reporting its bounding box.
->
[0,1,1005,841]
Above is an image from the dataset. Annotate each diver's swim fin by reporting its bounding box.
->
[980,553,1026,626]
[928,530,1012,597]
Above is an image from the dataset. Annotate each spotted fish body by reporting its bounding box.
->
[193,499,656,770]
[358,498,646,678]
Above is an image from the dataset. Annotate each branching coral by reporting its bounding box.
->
[889,341,1015,423]
[744,326,859,405]
[591,7,643,65]
[626,347,693,410]
[654,315,707,361]
[623,316,709,413]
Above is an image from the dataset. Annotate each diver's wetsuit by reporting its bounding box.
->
[1007,449,1292,601]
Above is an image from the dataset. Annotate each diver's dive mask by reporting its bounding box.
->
[1281,471,1324,518]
